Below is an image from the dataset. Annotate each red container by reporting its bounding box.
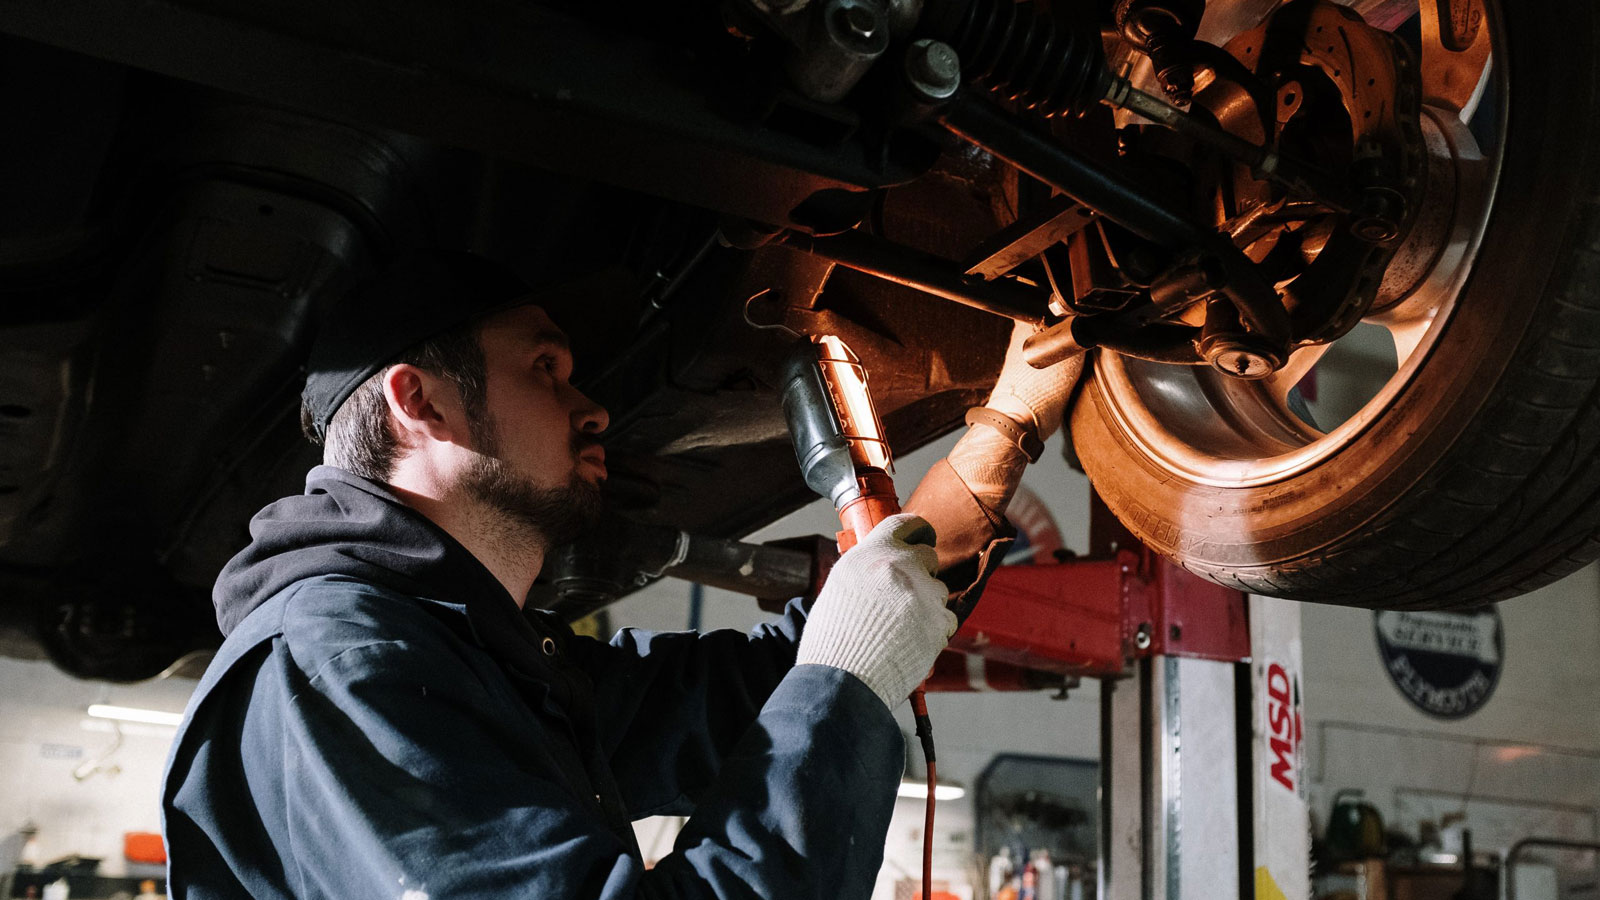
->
[124,831,166,865]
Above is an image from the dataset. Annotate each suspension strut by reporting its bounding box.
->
[916,0,1320,194]
[908,0,1297,374]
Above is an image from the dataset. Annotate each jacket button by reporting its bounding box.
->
[541,637,557,656]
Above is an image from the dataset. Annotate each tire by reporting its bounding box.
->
[1070,0,1600,609]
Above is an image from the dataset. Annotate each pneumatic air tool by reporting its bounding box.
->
[780,334,940,900]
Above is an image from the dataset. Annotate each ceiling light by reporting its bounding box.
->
[897,781,966,801]
[87,704,183,727]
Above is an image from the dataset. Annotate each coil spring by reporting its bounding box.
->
[942,0,1106,117]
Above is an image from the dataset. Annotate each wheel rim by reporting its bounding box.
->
[1092,1,1505,489]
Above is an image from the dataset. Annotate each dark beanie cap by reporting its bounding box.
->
[302,251,535,441]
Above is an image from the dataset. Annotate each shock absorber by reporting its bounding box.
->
[919,0,1107,117]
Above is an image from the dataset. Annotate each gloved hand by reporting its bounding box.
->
[796,514,956,710]
[947,320,1086,518]
[986,318,1084,443]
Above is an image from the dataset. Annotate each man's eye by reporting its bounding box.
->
[536,356,558,374]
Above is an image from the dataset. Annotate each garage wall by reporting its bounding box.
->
[1300,565,1600,853]
[0,656,192,878]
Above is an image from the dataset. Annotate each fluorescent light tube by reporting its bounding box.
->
[897,781,966,801]
[87,704,183,727]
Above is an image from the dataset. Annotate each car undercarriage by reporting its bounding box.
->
[5,0,1600,680]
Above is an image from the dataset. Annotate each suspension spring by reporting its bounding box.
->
[922,0,1107,117]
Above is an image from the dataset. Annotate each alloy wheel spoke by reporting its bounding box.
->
[1416,0,1494,117]
[1264,341,1334,405]
[1380,312,1438,366]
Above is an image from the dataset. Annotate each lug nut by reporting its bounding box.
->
[1351,188,1404,243]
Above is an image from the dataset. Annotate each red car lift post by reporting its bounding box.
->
[926,496,1312,900]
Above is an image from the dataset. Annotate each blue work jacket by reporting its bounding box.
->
[161,467,903,899]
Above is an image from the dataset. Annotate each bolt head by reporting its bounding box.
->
[905,39,960,100]
[913,40,958,83]
[831,2,880,40]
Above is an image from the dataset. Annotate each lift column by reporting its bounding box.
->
[1096,554,1254,900]
[945,498,1311,899]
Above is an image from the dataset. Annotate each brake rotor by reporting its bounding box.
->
[1193,0,1426,347]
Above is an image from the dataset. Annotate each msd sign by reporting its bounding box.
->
[1248,595,1312,896]
[1264,660,1304,794]
[1252,597,1310,900]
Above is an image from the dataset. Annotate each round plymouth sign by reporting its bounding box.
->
[1373,607,1503,719]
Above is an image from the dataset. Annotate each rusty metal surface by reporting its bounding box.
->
[1225,2,1413,181]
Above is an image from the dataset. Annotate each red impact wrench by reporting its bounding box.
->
[781,335,939,900]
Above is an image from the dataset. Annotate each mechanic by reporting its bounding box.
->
[160,251,1079,900]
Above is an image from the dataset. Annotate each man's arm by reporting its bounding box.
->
[274,637,901,900]
[562,600,809,818]
[570,322,1083,817]
[908,320,1085,571]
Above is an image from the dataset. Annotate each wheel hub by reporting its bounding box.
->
[1089,0,1500,487]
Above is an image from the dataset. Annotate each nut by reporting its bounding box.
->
[1200,333,1284,380]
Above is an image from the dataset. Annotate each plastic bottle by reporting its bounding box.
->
[1031,851,1054,900]
[987,846,1013,899]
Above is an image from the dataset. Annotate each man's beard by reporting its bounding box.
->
[459,429,604,548]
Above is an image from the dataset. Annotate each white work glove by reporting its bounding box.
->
[986,319,1084,442]
[948,321,1086,518]
[796,514,957,710]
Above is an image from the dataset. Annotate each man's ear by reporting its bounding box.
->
[381,364,466,446]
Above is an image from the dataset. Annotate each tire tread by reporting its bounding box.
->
[1184,194,1600,608]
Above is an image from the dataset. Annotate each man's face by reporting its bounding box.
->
[457,304,609,545]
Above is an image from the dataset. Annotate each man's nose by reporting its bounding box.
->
[571,387,609,435]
